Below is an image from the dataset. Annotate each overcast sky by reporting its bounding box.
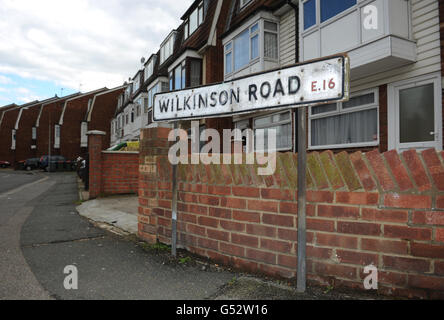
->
[0,0,194,105]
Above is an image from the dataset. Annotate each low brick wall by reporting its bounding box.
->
[138,128,444,299]
[88,132,139,198]
[101,151,139,195]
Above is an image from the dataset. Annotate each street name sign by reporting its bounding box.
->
[153,54,350,122]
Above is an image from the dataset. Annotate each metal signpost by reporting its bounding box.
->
[153,54,350,291]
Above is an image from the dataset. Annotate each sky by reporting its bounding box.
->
[0,0,194,106]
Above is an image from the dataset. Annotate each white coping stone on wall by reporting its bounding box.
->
[87,130,106,136]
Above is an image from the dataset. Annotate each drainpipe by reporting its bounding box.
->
[286,0,299,63]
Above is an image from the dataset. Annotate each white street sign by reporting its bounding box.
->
[153,55,349,122]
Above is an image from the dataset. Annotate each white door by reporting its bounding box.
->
[389,74,442,152]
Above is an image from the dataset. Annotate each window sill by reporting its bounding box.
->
[308,141,379,151]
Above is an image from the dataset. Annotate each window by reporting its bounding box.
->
[184,1,204,40]
[144,98,149,113]
[304,0,316,30]
[32,127,37,140]
[320,0,356,23]
[126,114,129,125]
[309,90,378,149]
[254,111,292,152]
[225,20,278,75]
[145,56,156,80]
[170,59,202,90]
[55,125,61,149]
[80,122,88,147]
[264,21,278,60]
[303,0,357,30]
[174,61,186,91]
[131,109,135,123]
[160,32,176,65]
[133,74,140,92]
[11,130,16,150]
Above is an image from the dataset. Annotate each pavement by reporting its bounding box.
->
[76,195,138,235]
[0,169,390,300]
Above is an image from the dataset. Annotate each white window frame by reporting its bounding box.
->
[388,73,443,152]
[54,125,61,149]
[308,88,380,150]
[253,110,293,152]
[301,0,358,33]
[224,18,279,76]
[145,56,156,81]
[160,32,177,65]
[11,129,16,150]
[184,1,204,40]
[80,122,88,147]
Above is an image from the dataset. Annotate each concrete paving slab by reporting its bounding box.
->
[76,196,138,235]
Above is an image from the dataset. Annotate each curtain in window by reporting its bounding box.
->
[255,124,291,151]
[190,60,202,87]
[234,30,249,71]
[264,32,278,59]
[311,109,377,146]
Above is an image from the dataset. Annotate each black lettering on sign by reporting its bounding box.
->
[159,100,169,113]
[249,84,258,101]
[260,82,271,98]
[273,79,285,97]
[210,92,218,107]
[219,91,228,106]
[289,76,300,95]
[230,88,240,105]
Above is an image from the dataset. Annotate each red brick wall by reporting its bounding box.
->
[0,108,20,164]
[138,127,444,299]
[36,100,66,158]
[15,104,41,162]
[88,132,139,198]
[101,152,139,195]
[88,89,124,151]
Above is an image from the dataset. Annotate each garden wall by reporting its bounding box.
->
[138,127,444,299]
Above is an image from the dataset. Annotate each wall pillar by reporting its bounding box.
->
[138,127,172,244]
[87,130,106,199]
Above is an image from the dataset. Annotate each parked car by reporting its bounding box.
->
[39,155,67,171]
[24,158,40,171]
[0,160,11,168]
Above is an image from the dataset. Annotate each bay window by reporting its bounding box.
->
[309,89,379,149]
[169,59,202,91]
[225,20,278,75]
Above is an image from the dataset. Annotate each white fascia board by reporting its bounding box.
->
[59,88,107,125]
[168,50,202,73]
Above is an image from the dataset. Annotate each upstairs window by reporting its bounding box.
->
[303,0,357,30]
[321,0,356,23]
[11,129,16,150]
[55,125,61,149]
[160,32,176,65]
[133,74,140,92]
[184,1,204,40]
[32,127,37,140]
[144,56,156,80]
[225,20,278,75]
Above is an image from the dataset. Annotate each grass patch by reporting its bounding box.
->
[179,256,192,264]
